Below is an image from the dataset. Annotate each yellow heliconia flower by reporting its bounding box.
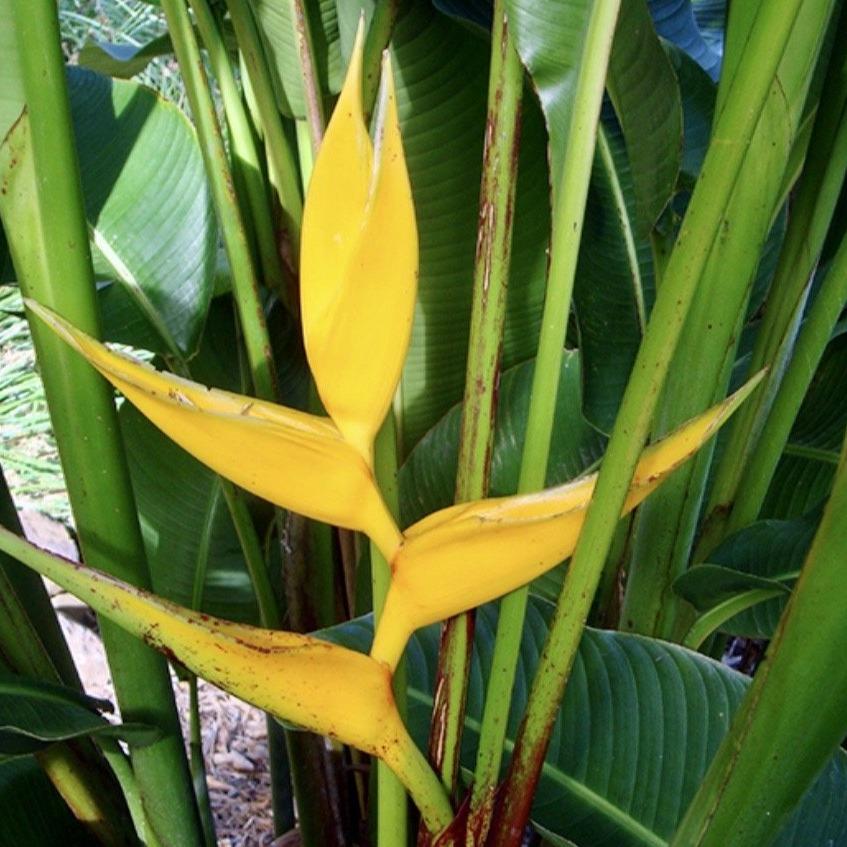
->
[25,300,402,561]
[370,375,763,669]
[0,526,452,834]
[301,27,417,466]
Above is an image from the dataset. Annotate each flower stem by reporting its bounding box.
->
[426,1,524,814]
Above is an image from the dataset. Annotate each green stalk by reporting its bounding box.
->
[703,32,847,549]
[723,225,847,535]
[102,739,165,847]
[295,118,315,184]
[427,2,523,809]
[289,0,326,155]
[4,4,203,843]
[362,0,402,121]
[621,1,833,640]
[224,0,304,264]
[188,678,217,847]
[490,3,815,842]
[187,481,220,847]
[188,0,288,303]
[372,413,408,847]
[219,479,282,628]
[671,439,847,847]
[159,0,278,402]
[462,1,623,841]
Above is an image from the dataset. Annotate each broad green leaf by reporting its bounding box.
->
[252,0,341,118]
[648,0,722,79]
[66,67,216,358]
[77,34,173,78]
[399,350,607,527]
[607,0,682,232]
[301,39,416,462]
[673,564,790,646]
[666,42,716,179]
[687,513,817,638]
[575,121,654,432]
[338,3,551,449]
[0,673,160,758]
[785,332,847,463]
[762,454,836,519]
[673,564,791,614]
[432,0,492,29]
[322,598,847,847]
[0,758,96,847]
[372,379,759,669]
[503,0,590,185]
[27,302,402,560]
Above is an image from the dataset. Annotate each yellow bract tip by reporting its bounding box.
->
[300,26,417,466]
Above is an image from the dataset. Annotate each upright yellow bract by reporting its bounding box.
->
[300,30,417,466]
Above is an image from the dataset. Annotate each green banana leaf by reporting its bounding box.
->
[319,597,847,847]
[398,350,606,527]
[675,512,816,639]
[607,0,682,234]
[77,34,173,78]
[648,0,722,79]
[0,758,96,847]
[785,332,847,463]
[66,67,216,359]
[0,673,160,759]
[252,0,341,118]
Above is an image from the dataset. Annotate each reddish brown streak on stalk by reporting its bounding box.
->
[487,713,553,846]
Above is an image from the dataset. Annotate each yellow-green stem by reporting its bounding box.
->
[724,223,847,534]
[224,0,304,261]
[362,0,402,120]
[289,0,326,155]
[372,412,410,846]
[4,4,203,841]
[703,28,847,550]
[189,0,288,303]
[160,0,278,402]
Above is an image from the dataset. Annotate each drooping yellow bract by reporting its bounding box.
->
[0,524,449,833]
[300,31,417,466]
[25,300,402,561]
[370,376,763,669]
